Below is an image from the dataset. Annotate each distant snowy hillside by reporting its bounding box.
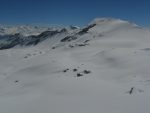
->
[0,25,54,36]
[0,18,150,113]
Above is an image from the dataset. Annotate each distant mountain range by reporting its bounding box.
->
[0,18,139,50]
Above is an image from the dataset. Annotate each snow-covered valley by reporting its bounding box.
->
[0,18,150,113]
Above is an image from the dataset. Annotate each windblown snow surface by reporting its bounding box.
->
[0,18,150,113]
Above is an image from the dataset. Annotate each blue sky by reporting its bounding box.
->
[0,0,150,26]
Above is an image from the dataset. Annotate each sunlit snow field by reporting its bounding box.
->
[0,18,150,113]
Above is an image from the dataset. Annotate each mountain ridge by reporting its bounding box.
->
[0,18,148,50]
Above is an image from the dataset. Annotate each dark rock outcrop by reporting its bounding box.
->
[78,24,96,35]
[61,36,77,42]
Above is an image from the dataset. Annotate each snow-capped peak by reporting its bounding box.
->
[90,18,125,24]
[86,18,139,34]
[89,17,138,27]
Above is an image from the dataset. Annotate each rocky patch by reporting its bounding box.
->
[61,67,92,77]
[60,36,77,42]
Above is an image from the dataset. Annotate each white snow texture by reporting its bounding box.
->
[0,18,150,113]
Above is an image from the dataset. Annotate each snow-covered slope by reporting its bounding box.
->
[0,18,150,113]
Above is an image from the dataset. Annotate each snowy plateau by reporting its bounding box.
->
[0,18,150,113]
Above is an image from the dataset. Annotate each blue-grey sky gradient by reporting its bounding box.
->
[0,0,150,26]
